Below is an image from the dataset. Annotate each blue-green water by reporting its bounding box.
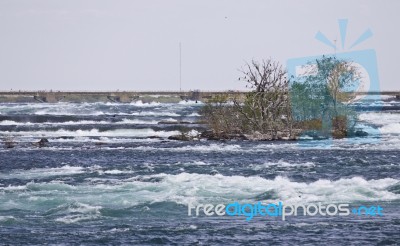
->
[0,100,399,245]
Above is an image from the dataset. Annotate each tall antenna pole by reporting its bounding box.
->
[179,42,182,92]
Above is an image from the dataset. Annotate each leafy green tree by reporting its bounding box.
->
[290,55,360,137]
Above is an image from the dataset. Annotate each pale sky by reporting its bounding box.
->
[0,0,399,91]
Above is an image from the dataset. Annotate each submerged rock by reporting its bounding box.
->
[200,130,221,140]
[352,130,369,137]
[36,138,49,148]
[147,136,163,139]
[168,134,191,141]
[210,170,219,175]
[158,121,192,125]
[3,140,16,149]
[388,183,400,194]
[301,130,330,140]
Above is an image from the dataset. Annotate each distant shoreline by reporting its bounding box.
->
[0,90,399,103]
[0,91,242,103]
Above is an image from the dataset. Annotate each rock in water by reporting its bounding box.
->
[37,138,49,147]
[168,134,190,141]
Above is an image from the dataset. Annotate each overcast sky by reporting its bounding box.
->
[0,0,399,91]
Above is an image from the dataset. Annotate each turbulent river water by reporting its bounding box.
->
[0,99,399,245]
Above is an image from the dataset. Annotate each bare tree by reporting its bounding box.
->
[234,59,293,138]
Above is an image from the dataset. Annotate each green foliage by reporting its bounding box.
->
[290,55,360,137]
